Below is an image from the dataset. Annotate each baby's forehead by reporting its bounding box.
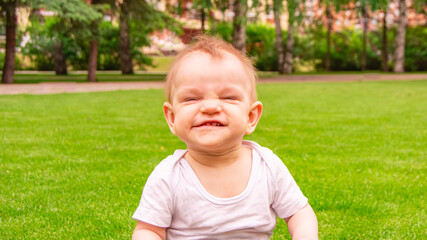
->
[180,50,240,65]
[174,53,249,83]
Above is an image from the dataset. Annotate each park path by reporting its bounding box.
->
[0,73,426,95]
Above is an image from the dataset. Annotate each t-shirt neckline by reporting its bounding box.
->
[180,148,260,205]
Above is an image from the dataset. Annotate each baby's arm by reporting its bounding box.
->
[284,203,318,240]
[132,221,166,240]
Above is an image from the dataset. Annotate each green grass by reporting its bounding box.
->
[13,73,167,84]
[11,71,426,84]
[12,71,279,83]
[1,80,426,239]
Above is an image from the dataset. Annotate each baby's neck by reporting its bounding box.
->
[186,144,246,168]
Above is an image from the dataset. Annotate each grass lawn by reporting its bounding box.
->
[11,71,279,84]
[12,73,167,84]
[1,80,426,239]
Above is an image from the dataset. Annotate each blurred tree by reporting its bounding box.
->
[87,0,97,82]
[232,0,247,51]
[272,0,285,73]
[370,0,390,72]
[86,0,107,82]
[118,0,132,74]
[39,0,103,75]
[272,0,303,74]
[320,0,335,71]
[379,0,389,72]
[360,0,388,71]
[392,0,425,72]
[1,0,17,83]
[282,0,302,74]
[393,0,406,72]
[0,0,34,83]
[193,0,213,33]
[319,0,348,71]
[360,0,369,71]
[97,0,179,75]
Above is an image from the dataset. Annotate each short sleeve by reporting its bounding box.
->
[269,152,308,219]
[132,167,174,228]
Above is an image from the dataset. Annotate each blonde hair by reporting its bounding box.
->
[164,35,258,102]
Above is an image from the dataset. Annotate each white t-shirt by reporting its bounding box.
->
[133,140,308,239]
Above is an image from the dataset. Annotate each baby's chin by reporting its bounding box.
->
[185,140,244,154]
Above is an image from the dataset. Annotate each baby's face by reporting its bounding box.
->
[163,51,262,152]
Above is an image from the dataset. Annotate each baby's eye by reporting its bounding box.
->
[223,96,237,100]
[184,97,197,102]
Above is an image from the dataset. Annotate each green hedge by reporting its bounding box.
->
[215,22,278,71]
[404,26,427,71]
[215,22,427,72]
[300,27,382,71]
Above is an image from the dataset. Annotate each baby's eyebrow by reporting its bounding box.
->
[175,87,202,97]
[219,85,245,94]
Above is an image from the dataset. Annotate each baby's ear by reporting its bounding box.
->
[246,101,263,135]
[163,102,176,135]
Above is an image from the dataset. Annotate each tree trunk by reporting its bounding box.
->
[201,8,205,33]
[382,10,388,72]
[88,40,98,82]
[393,0,406,73]
[232,0,247,51]
[120,2,133,74]
[283,23,294,74]
[326,7,332,71]
[273,2,285,73]
[2,1,17,84]
[53,40,67,75]
[362,5,368,71]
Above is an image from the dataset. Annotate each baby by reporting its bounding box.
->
[132,36,318,240]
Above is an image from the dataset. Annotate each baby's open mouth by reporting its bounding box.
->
[197,121,224,127]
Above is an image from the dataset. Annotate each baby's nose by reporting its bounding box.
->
[200,99,222,114]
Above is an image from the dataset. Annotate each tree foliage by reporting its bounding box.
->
[95,0,180,74]
[3,0,427,78]
[33,0,104,40]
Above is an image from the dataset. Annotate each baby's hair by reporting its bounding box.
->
[164,35,258,102]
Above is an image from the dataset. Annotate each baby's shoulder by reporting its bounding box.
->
[245,140,284,165]
[245,140,290,177]
[150,149,186,180]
